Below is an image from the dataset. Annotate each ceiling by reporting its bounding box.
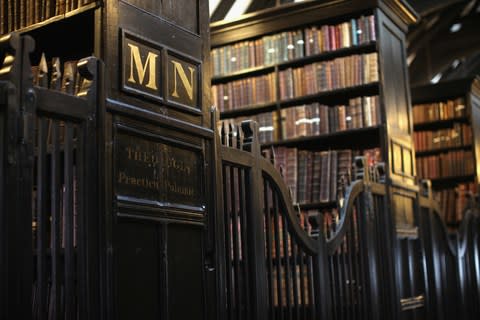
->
[208,0,480,86]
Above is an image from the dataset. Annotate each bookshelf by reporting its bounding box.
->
[411,77,480,227]
[2,1,215,319]
[211,0,419,224]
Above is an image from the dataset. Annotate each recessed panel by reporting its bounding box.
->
[121,0,199,34]
[167,224,204,320]
[115,129,204,211]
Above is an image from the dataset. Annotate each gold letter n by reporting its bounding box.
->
[127,43,158,90]
[171,60,195,101]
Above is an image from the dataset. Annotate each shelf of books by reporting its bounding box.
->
[0,1,99,35]
[412,77,480,227]
[211,0,417,222]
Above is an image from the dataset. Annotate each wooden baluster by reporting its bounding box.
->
[50,121,61,320]
[264,180,275,319]
[63,123,75,319]
[222,163,234,320]
[36,117,48,320]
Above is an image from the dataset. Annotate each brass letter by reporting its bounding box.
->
[127,43,158,90]
[171,60,195,100]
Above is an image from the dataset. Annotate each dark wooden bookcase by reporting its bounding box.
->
[411,77,480,227]
[210,0,419,233]
[1,1,216,319]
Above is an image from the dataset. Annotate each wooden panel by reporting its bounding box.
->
[114,124,205,216]
[390,137,416,185]
[121,0,199,34]
[392,193,417,238]
[378,10,411,135]
[116,221,162,320]
[470,90,480,183]
[167,224,204,320]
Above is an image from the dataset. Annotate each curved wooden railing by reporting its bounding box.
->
[322,157,387,320]
[217,120,327,320]
[420,179,480,320]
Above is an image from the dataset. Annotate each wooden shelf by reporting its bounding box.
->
[413,116,469,131]
[279,42,377,70]
[211,42,377,84]
[220,101,278,119]
[263,125,381,150]
[278,82,379,108]
[212,65,276,84]
[415,144,472,157]
[297,201,337,210]
[12,2,100,35]
[430,174,476,189]
[219,82,380,119]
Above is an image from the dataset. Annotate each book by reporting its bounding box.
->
[413,98,467,124]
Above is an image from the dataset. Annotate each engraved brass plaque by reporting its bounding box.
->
[115,132,203,209]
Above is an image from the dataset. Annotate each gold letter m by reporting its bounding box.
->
[127,43,158,90]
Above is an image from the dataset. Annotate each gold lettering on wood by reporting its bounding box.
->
[170,60,195,100]
[119,144,196,198]
[127,43,158,90]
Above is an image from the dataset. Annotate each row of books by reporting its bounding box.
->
[212,73,276,112]
[416,150,475,179]
[304,15,376,55]
[272,147,381,204]
[211,30,304,76]
[278,53,378,100]
[434,182,477,225]
[0,0,95,34]
[412,98,467,125]
[222,95,380,144]
[414,123,472,152]
[210,15,376,77]
[212,53,378,112]
[280,96,380,139]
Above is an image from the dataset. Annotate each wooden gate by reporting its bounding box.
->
[216,121,330,320]
[422,188,480,320]
[0,33,103,319]
[322,159,386,320]
[0,33,36,320]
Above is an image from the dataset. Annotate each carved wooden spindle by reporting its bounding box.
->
[375,162,386,184]
[354,156,367,181]
[220,121,227,146]
[76,56,98,100]
[235,124,242,150]
[37,53,48,88]
[228,122,235,148]
[50,57,62,91]
[240,120,260,157]
[268,146,275,165]
[420,179,432,199]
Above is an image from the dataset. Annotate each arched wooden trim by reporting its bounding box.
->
[260,157,320,254]
[326,179,364,255]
